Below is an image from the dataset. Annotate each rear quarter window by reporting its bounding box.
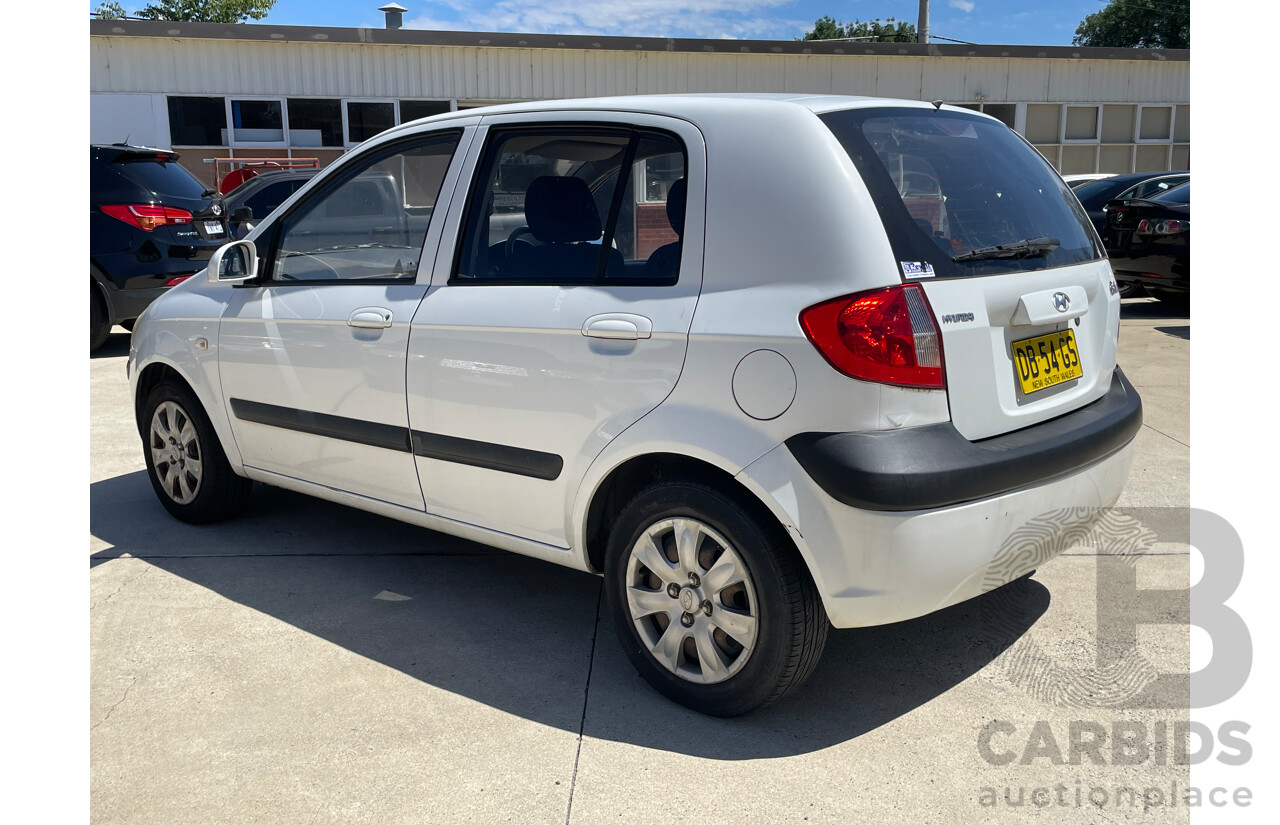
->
[820,108,1101,280]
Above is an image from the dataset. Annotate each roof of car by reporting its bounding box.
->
[388,93,974,135]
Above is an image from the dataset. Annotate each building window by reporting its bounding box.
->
[231,99,284,143]
[400,100,452,123]
[286,99,343,147]
[168,96,227,146]
[347,101,396,144]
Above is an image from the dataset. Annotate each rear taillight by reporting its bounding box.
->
[164,275,193,287]
[100,204,194,232]
[1136,218,1189,236]
[799,284,945,389]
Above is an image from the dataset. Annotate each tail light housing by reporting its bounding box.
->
[1136,218,1189,235]
[100,204,194,232]
[799,284,945,389]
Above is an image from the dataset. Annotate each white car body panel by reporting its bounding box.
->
[129,94,1138,636]
[406,112,706,547]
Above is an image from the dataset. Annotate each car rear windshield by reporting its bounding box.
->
[820,108,1101,279]
[1152,183,1190,204]
[113,156,209,201]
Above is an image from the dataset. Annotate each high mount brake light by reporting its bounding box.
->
[799,284,945,389]
[100,204,194,232]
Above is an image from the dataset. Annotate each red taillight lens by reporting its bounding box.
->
[1135,219,1152,234]
[799,284,945,388]
[100,204,194,232]
[164,275,193,287]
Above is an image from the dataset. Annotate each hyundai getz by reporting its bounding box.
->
[129,95,1141,716]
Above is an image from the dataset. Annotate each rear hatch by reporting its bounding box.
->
[820,107,1118,441]
[106,147,228,245]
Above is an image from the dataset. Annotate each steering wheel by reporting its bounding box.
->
[505,226,538,260]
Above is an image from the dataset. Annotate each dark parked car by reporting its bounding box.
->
[90,145,228,350]
[1071,172,1190,238]
[1069,171,1188,297]
[223,168,319,239]
[1104,182,1190,304]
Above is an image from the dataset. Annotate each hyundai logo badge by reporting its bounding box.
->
[1053,292,1071,312]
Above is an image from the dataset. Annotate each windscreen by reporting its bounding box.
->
[821,108,1101,279]
[114,157,209,200]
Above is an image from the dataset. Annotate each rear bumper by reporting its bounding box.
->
[740,434,1136,630]
[1108,247,1189,291]
[785,367,1142,511]
[739,367,1140,629]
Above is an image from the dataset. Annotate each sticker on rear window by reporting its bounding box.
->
[900,261,935,279]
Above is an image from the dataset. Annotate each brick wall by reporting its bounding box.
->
[635,202,678,258]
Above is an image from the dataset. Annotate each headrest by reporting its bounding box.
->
[666,178,687,236]
[524,176,602,243]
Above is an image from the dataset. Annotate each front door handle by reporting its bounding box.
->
[348,307,393,329]
[582,313,653,340]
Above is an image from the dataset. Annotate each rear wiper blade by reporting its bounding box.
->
[952,237,1060,262]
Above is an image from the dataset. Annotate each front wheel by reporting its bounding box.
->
[141,380,252,524]
[604,480,828,716]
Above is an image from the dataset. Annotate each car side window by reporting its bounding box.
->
[453,126,686,285]
[269,131,461,283]
[244,180,302,221]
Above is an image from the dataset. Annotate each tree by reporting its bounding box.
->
[801,16,917,43]
[94,1,277,23]
[1073,0,1189,49]
[94,2,128,19]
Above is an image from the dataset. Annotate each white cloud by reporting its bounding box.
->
[948,0,975,12]
[406,0,808,40]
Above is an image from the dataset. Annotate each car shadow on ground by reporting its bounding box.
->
[91,470,1049,759]
[91,331,132,359]
[1120,297,1189,321]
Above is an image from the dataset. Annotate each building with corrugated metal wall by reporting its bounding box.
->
[90,19,1189,190]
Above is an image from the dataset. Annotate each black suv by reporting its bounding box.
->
[90,145,228,351]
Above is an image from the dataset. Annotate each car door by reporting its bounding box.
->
[218,125,473,509]
[406,113,705,548]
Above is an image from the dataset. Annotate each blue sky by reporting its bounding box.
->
[92,1,1123,46]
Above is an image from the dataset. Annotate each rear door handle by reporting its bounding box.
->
[348,307,393,329]
[582,313,653,340]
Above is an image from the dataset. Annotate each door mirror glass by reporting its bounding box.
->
[208,240,258,283]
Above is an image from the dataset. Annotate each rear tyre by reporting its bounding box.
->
[90,284,110,352]
[604,480,828,717]
[141,380,252,524]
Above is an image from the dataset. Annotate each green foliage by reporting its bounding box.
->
[94,2,128,18]
[801,16,917,43]
[1073,0,1189,49]
[132,0,276,23]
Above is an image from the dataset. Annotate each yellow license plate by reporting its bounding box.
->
[1012,329,1083,395]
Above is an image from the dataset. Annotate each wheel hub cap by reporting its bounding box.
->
[149,400,203,505]
[624,517,759,685]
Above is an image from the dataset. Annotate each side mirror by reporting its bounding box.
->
[231,206,254,223]
[208,240,258,284]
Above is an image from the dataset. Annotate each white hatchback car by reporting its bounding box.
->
[129,94,1141,716]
